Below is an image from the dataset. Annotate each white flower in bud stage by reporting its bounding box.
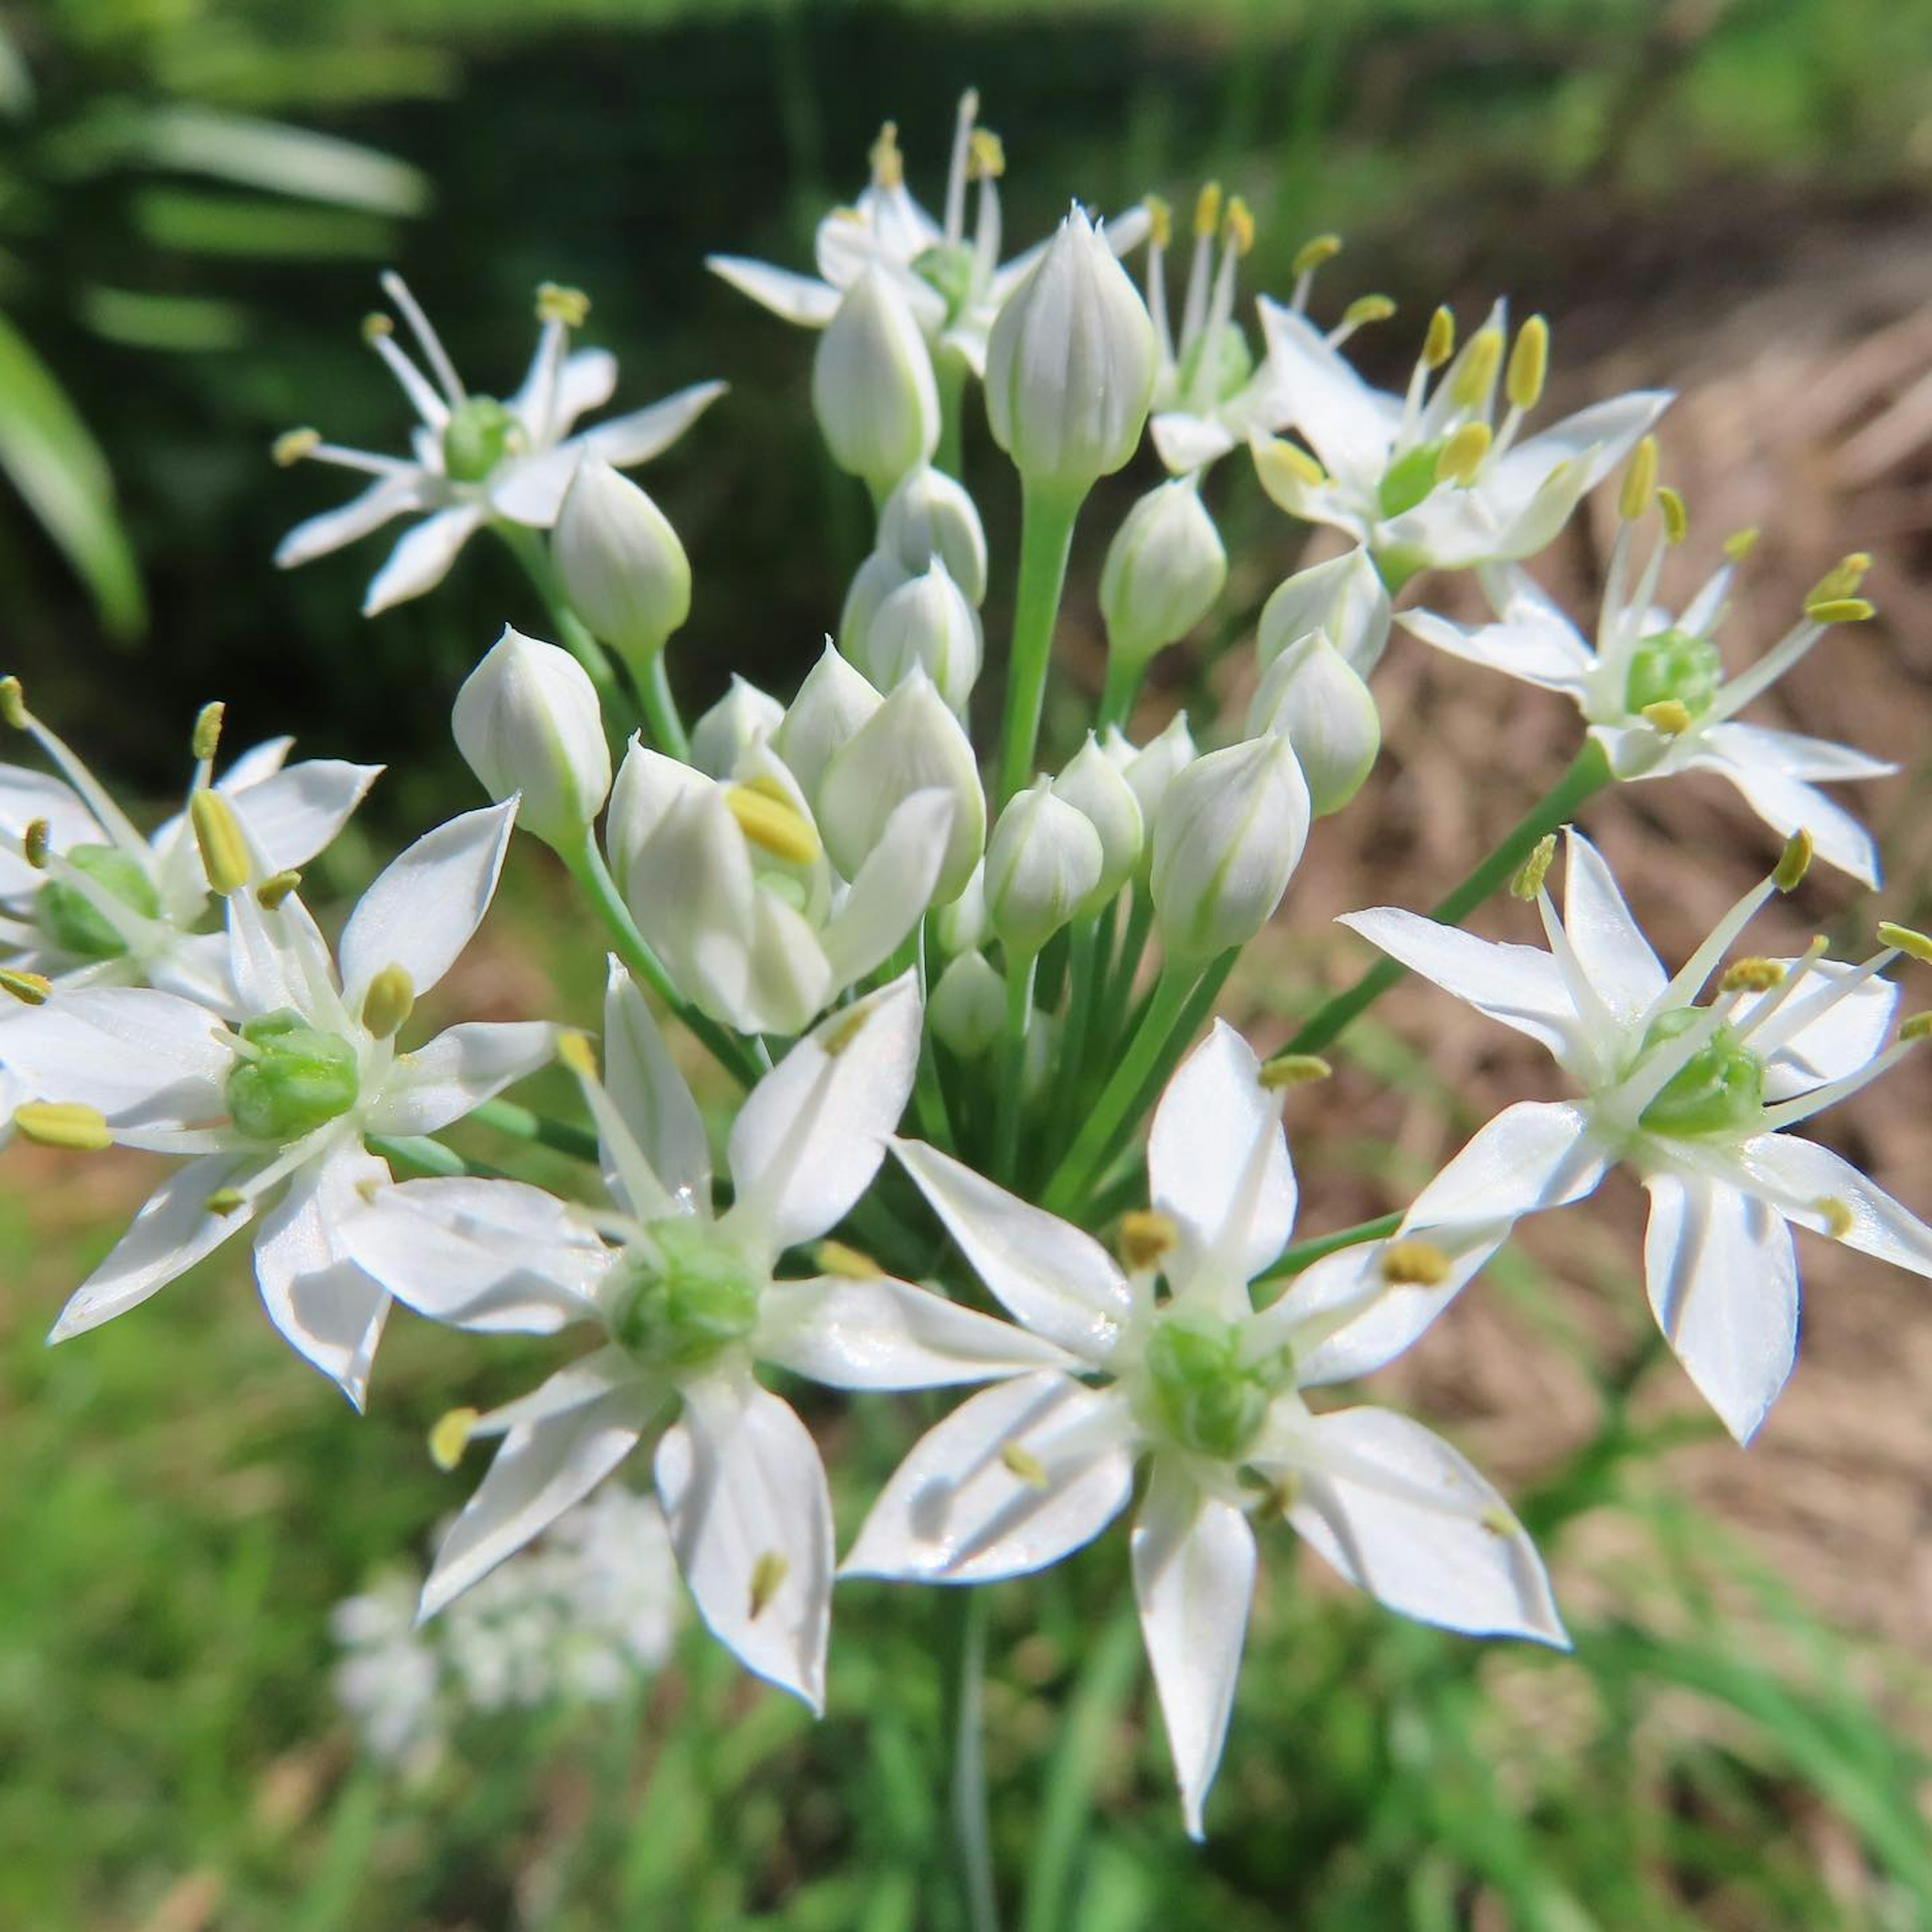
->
[1256,547,1392,678]
[843,1024,1564,1837]
[1247,633,1381,817]
[813,269,941,500]
[551,459,693,669]
[928,950,1007,1060]
[1252,299,1668,583]
[1051,736,1143,911]
[689,676,784,780]
[852,560,983,713]
[452,627,610,851]
[1342,828,1932,1441]
[1403,541,1892,884]
[1102,711,1196,834]
[274,275,722,615]
[985,781,1105,958]
[342,970,1067,1711]
[0,684,378,1005]
[0,799,553,1406]
[878,464,989,604]
[1098,476,1228,673]
[772,643,883,801]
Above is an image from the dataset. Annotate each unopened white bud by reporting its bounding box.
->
[1151,733,1311,958]
[855,560,983,713]
[1098,478,1227,671]
[928,950,1007,1060]
[933,859,989,954]
[1256,548,1391,676]
[838,549,912,666]
[690,675,783,779]
[879,464,989,605]
[1052,735,1143,911]
[986,206,1157,496]
[1247,633,1380,816]
[552,459,691,669]
[813,267,941,499]
[986,780,1104,958]
[452,626,610,850]
[775,642,882,802]
[1105,710,1196,832]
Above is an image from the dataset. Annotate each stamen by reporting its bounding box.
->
[23,818,49,868]
[1706,612,1829,724]
[1903,1011,1932,1042]
[1193,183,1224,239]
[1718,957,1785,994]
[1422,305,1456,371]
[1180,184,1220,348]
[1222,197,1255,258]
[1657,486,1689,546]
[1252,436,1327,497]
[1815,1197,1856,1239]
[363,323,450,430]
[1775,830,1814,893]
[1290,231,1341,277]
[1806,552,1871,606]
[191,701,225,765]
[815,1239,881,1279]
[1381,1239,1451,1287]
[1435,421,1492,486]
[1877,921,1932,965]
[1511,833,1557,901]
[1641,699,1693,737]
[534,282,590,328]
[1000,1441,1050,1489]
[868,120,904,192]
[1619,436,1659,523]
[725,782,820,866]
[1723,526,1759,561]
[1644,874,1778,1024]
[1330,293,1396,347]
[0,967,51,1004]
[379,270,468,410]
[821,1005,871,1057]
[1480,1507,1515,1539]
[943,90,979,246]
[205,1187,247,1216]
[15,1101,113,1151]
[1504,315,1548,412]
[272,428,320,467]
[361,963,415,1040]
[1760,1030,1922,1130]
[430,1407,479,1472]
[1143,194,1172,251]
[748,1550,789,1620]
[1729,935,1828,1046]
[556,1031,598,1079]
[1448,327,1503,410]
[1805,597,1875,625]
[1117,1208,1179,1272]
[256,869,302,910]
[190,789,251,896]
[1259,1052,1331,1089]
[967,128,1004,182]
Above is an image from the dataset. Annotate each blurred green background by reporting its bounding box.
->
[6,1,1932,1927]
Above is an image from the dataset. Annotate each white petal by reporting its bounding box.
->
[0,763,102,854]
[706,255,841,327]
[1255,299,1400,482]
[1737,1134,1932,1281]
[722,971,921,1258]
[510,343,617,439]
[275,474,426,569]
[756,1274,1076,1389]
[361,505,482,616]
[1480,390,1671,524]
[1132,1460,1256,1840]
[818,788,952,989]
[227,759,384,873]
[602,958,710,1216]
[1682,750,1881,886]
[1557,828,1667,1023]
[339,799,517,1006]
[1744,961,1898,1099]
[1698,720,1895,784]
[368,1021,557,1135]
[1150,411,1237,476]
[580,380,729,469]
[1405,1101,1606,1228]
[655,1377,834,1711]
[840,1373,1136,1583]
[1641,1168,1797,1443]
[892,1138,1134,1361]
[1283,1407,1566,1643]
[1399,606,1593,697]
[0,986,231,1130]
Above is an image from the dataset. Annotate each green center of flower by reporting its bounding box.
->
[913,242,975,322]
[441,396,523,483]
[1377,439,1446,520]
[614,1218,763,1370]
[39,844,159,959]
[224,1010,361,1143]
[1636,1008,1765,1139]
[1178,321,1255,410]
[1143,1312,1291,1463]
[1623,628,1722,720]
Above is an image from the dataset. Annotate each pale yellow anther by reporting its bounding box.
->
[1657,487,1689,546]
[1804,597,1875,625]
[190,789,251,896]
[1878,921,1932,965]
[0,968,52,1005]
[535,282,590,328]
[1143,194,1172,251]
[23,818,49,869]
[190,701,225,763]
[820,1004,871,1058]
[272,428,320,467]
[1422,305,1456,370]
[361,964,415,1040]
[1900,1010,1932,1043]
[1504,315,1548,412]
[1381,1238,1452,1288]
[1807,552,1872,605]
[430,1407,479,1472]
[361,312,394,344]
[1291,232,1342,277]
[815,1238,882,1279]
[1340,294,1396,331]
[967,128,1005,182]
[725,783,820,866]
[556,1030,599,1079]
[748,1550,789,1621]
[205,1187,247,1217]
[1263,1471,1303,1516]
[1435,421,1492,487]
[1814,1196,1856,1239]
[868,121,903,190]
[1192,182,1223,239]
[1723,526,1759,561]
[1641,699,1694,737]
[1510,833,1557,902]
[1117,1209,1179,1273]
[1619,435,1659,523]
[0,676,28,729]
[1479,1506,1515,1539]
[256,869,302,910]
[1259,1052,1332,1089]
[1252,436,1327,503]
[15,1101,113,1152]
[1774,829,1814,894]
[1000,1440,1050,1489]
[1222,196,1255,258]
[1448,327,1503,409]
[1718,956,1786,994]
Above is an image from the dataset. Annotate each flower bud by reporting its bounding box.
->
[985,780,1104,958]
[774,642,882,802]
[1150,733,1310,959]
[1246,633,1380,816]
[1256,548,1391,676]
[813,267,940,499]
[551,460,691,671]
[854,560,983,713]
[452,625,610,850]
[1103,710,1196,831]
[878,464,989,604]
[932,859,988,955]
[689,675,783,779]
[986,206,1158,495]
[838,550,912,665]
[928,950,1007,1060]
[816,670,985,904]
[1052,734,1142,911]
[1098,478,1227,672]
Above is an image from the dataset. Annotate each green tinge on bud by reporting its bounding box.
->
[932,860,988,955]
[452,626,611,851]
[552,459,691,672]
[856,561,983,713]
[878,465,989,605]
[1105,710,1196,840]
[190,789,251,895]
[224,1011,360,1144]
[986,781,1105,958]
[928,950,1007,1060]
[689,676,783,780]
[774,643,883,806]
[986,206,1157,495]
[361,964,415,1040]
[813,267,941,499]
[1256,549,1391,677]
[1512,833,1558,901]
[1052,735,1143,911]
[1097,478,1227,673]
[191,701,225,762]
[1247,635,1380,817]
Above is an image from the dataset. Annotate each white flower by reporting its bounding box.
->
[1341,827,1932,1441]
[274,275,722,615]
[1403,543,1892,884]
[342,969,1066,1710]
[812,269,941,498]
[0,798,552,1405]
[1252,300,1668,581]
[1098,476,1228,673]
[843,1024,1564,1836]
[0,684,378,1005]
[985,780,1104,958]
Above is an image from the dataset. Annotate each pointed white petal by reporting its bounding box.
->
[227,759,384,874]
[368,1020,557,1136]
[1738,1134,1932,1280]
[1698,721,1895,784]
[1399,606,1593,697]
[361,505,483,615]
[1481,390,1671,522]
[1558,828,1667,1023]
[510,344,617,439]
[275,474,426,570]
[1255,299,1400,482]
[818,788,952,989]
[1681,751,1881,886]
[707,255,842,327]
[1150,411,1238,476]
[1405,1101,1606,1228]
[580,380,729,469]
[602,959,710,1217]
[0,763,102,854]
[0,986,231,1129]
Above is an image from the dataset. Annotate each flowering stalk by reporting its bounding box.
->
[994,480,1082,808]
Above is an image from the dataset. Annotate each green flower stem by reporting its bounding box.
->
[994,480,1084,809]
[992,951,1036,1185]
[1043,914,1102,1157]
[1259,1210,1404,1282]
[1096,890,1154,1055]
[470,1097,601,1165]
[634,649,692,763]
[934,346,969,480]
[1284,739,1614,1057]
[943,1589,1000,1932]
[889,923,956,1154]
[1095,651,1143,734]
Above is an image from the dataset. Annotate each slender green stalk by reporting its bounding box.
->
[1091,890,1153,1064]
[934,346,969,480]
[1259,1209,1404,1282]
[944,1590,1000,1932]
[913,919,957,1154]
[1285,740,1614,1056]
[471,1097,600,1165]
[1042,915,1102,1158]
[992,952,1036,1184]
[994,481,1083,809]
[1095,651,1142,734]
[634,651,691,762]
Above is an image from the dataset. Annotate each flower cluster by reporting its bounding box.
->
[5,90,1926,1843]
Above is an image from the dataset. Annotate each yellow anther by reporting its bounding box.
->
[271,428,320,467]
[429,1407,479,1472]
[1657,486,1689,546]
[868,121,903,190]
[1291,231,1342,277]
[190,788,251,896]
[1804,597,1875,625]
[1000,1440,1050,1489]
[1641,699,1694,737]
[1192,182,1223,239]
[0,675,27,729]
[1619,435,1659,523]
[191,701,225,763]
[1504,315,1548,412]
[967,127,1005,182]
[1260,1052,1332,1089]
[256,869,302,910]
[1435,421,1493,487]
[361,963,415,1040]
[1718,956,1786,994]
[1381,1239,1451,1288]
[15,1101,113,1152]
[1511,833,1558,901]
[1222,196,1255,257]
[0,968,52,1005]
[1448,327,1503,409]
[204,1187,247,1216]
[535,282,590,327]
[815,1238,881,1279]
[556,1030,599,1079]
[820,1004,871,1057]
[1143,193,1172,251]
[1807,552,1872,605]
[725,783,821,865]
[1339,294,1396,331]
[1262,1471,1303,1516]
[23,818,49,868]
[1814,1196,1855,1239]
[1774,829,1814,894]
[1723,526,1759,561]
[1422,305,1456,370]
[748,1550,789,1621]
[1479,1506,1515,1539]
[1252,436,1327,502]
[1117,1209,1179,1273]
[1900,1010,1932,1043]
[1878,921,1932,965]
[360,312,394,344]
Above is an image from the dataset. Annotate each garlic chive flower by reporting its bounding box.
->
[342,970,1065,1711]
[274,275,723,615]
[1342,828,1932,1441]
[844,1025,1563,1837]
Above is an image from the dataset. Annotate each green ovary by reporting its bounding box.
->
[1144,1313,1290,1463]
[1376,440,1446,520]
[1178,323,1255,409]
[1636,1009,1765,1138]
[1623,628,1722,718]
[913,242,975,321]
[224,1011,361,1142]
[39,845,160,959]
[615,1219,763,1370]
[441,396,522,483]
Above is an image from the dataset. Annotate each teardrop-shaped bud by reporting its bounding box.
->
[1098,477,1227,672]
[1052,734,1143,911]
[1246,633,1380,816]
[1256,547,1391,676]
[838,549,913,666]
[855,560,983,713]
[690,675,784,779]
[985,780,1105,958]
[879,464,989,605]
[928,950,1007,1060]
[775,643,883,804]
[813,267,941,499]
[552,459,692,672]
[1103,710,1196,832]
